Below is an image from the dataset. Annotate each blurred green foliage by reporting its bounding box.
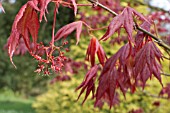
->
[0,88,35,113]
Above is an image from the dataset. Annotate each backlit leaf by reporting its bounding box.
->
[101,7,150,43]
[54,21,83,45]
[38,0,51,22]
[7,3,40,67]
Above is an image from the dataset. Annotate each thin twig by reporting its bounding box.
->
[58,1,92,7]
[162,56,170,60]
[87,0,170,51]
[161,72,170,76]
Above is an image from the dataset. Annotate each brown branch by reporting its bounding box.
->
[87,0,170,51]
[161,72,170,76]
[58,1,92,7]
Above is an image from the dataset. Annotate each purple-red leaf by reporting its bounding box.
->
[101,7,150,42]
[76,65,99,104]
[86,37,107,66]
[134,41,163,88]
[95,43,132,107]
[17,5,40,51]
[55,21,83,45]
[135,21,151,51]
[7,3,40,67]
[7,4,28,67]
[86,37,97,66]
[38,0,51,22]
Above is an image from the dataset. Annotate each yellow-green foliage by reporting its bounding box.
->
[32,76,101,113]
[33,73,170,113]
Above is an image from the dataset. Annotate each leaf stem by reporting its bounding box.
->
[60,1,92,7]
[87,0,170,51]
[51,4,58,46]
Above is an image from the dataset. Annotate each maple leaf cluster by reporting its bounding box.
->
[76,5,163,108]
[6,0,79,74]
[3,0,169,109]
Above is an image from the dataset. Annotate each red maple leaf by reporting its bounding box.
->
[134,41,163,88]
[100,7,150,42]
[95,43,133,107]
[76,65,99,104]
[86,37,107,66]
[135,21,151,51]
[7,2,40,67]
[54,21,83,45]
[38,0,51,22]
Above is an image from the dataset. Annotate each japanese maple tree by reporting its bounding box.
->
[2,0,170,108]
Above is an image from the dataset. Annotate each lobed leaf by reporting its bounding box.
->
[101,7,150,43]
[76,65,99,104]
[54,21,83,45]
[134,41,163,88]
[7,2,40,67]
[95,43,132,107]
[86,37,107,66]
[38,0,51,22]
[135,21,151,51]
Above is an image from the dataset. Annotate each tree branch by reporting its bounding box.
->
[161,72,170,77]
[87,0,170,51]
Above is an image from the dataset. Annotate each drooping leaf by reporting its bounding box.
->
[100,7,150,42]
[7,3,40,67]
[86,37,107,66]
[86,37,97,66]
[7,4,28,67]
[7,32,20,68]
[17,5,40,51]
[27,8,40,48]
[54,21,83,44]
[135,21,151,51]
[134,41,163,88]
[38,0,51,22]
[95,43,133,107]
[76,65,99,104]
[27,0,40,11]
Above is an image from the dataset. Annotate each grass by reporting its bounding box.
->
[0,88,35,113]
